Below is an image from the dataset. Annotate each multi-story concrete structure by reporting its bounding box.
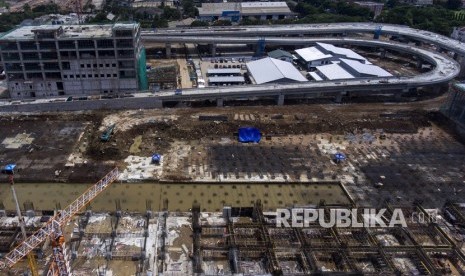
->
[0,23,147,99]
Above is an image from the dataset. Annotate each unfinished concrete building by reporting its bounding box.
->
[0,23,148,99]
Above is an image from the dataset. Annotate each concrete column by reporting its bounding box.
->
[277,94,284,106]
[210,44,216,57]
[432,85,441,94]
[380,49,387,58]
[458,55,465,78]
[335,92,343,103]
[459,107,465,122]
[217,98,224,107]
[166,43,171,59]
[153,100,163,108]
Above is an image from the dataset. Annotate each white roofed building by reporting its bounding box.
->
[310,58,392,81]
[198,2,294,22]
[295,47,334,69]
[339,58,392,78]
[246,57,307,84]
[295,42,369,70]
[312,64,355,81]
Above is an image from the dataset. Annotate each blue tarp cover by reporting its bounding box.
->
[335,153,346,161]
[3,164,16,171]
[238,127,261,143]
[152,154,161,163]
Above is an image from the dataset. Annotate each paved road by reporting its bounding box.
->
[143,23,465,55]
[0,23,462,111]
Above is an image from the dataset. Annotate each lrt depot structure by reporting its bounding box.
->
[0,23,147,99]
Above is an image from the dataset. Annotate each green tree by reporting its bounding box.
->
[182,0,198,18]
[212,20,232,26]
[162,6,181,20]
[23,3,31,13]
[446,0,462,10]
[190,20,209,27]
[153,14,168,27]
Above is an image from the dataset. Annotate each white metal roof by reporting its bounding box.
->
[198,2,292,16]
[246,57,307,84]
[339,58,392,77]
[315,63,354,80]
[209,76,245,83]
[295,47,332,62]
[308,71,323,81]
[207,68,241,75]
[316,42,369,63]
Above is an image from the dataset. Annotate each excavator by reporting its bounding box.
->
[0,166,120,275]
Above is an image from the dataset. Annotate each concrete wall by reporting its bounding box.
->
[0,97,163,113]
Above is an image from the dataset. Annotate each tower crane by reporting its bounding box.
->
[1,164,39,276]
[0,167,120,275]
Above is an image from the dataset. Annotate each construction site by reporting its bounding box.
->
[0,93,464,274]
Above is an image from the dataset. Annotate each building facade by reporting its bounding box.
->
[0,23,147,99]
[198,2,294,22]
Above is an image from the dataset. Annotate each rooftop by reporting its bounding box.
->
[316,42,369,63]
[0,23,138,41]
[315,63,355,80]
[295,46,333,62]
[246,57,307,84]
[198,2,292,16]
[268,49,293,59]
[208,76,245,83]
[339,58,392,77]
[207,68,242,75]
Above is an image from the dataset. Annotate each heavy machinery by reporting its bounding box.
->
[100,124,116,142]
[0,167,120,275]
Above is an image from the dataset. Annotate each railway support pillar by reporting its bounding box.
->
[396,89,407,100]
[380,48,386,58]
[335,92,343,103]
[210,44,217,57]
[277,94,285,106]
[432,85,441,94]
[457,55,465,78]
[217,98,224,107]
[153,100,163,108]
[165,43,171,59]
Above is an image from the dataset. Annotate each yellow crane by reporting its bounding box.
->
[0,166,120,275]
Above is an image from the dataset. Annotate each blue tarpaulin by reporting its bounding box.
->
[238,127,261,143]
[152,154,161,163]
[334,153,346,163]
[1,164,16,174]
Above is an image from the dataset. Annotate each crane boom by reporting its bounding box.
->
[0,167,119,270]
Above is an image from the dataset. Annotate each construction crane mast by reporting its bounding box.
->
[0,167,120,275]
[2,165,39,276]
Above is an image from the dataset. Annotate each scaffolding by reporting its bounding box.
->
[191,201,465,275]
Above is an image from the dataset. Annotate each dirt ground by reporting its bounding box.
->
[0,93,464,210]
